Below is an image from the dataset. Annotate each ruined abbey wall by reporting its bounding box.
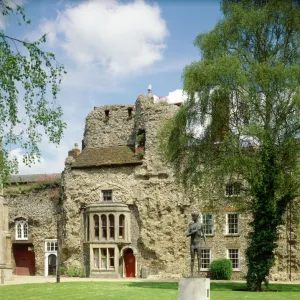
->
[62,95,252,279]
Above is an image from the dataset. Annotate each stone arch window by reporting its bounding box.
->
[86,204,130,241]
[15,219,28,240]
[101,215,107,240]
[93,214,99,240]
[119,214,125,239]
[109,214,115,239]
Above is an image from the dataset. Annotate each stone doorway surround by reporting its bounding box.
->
[44,239,57,276]
[120,246,137,278]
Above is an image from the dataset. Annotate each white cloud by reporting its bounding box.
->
[166,89,188,104]
[31,0,168,75]
[153,89,188,104]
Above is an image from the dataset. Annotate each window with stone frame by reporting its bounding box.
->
[45,240,58,252]
[101,215,107,240]
[201,213,214,235]
[227,248,240,270]
[109,214,115,239]
[225,182,241,196]
[92,248,115,270]
[15,219,28,240]
[226,213,239,235]
[200,249,211,270]
[87,213,126,242]
[94,214,99,240]
[119,214,125,239]
[102,190,113,201]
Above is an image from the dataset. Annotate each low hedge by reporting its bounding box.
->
[209,258,232,280]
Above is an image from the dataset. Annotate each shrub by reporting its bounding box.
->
[60,266,67,275]
[66,265,85,278]
[209,258,232,280]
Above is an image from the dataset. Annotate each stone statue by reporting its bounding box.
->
[186,211,206,277]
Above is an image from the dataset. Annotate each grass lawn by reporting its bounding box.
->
[1,281,300,300]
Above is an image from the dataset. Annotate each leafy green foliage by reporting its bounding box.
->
[65,265,85,278]
[59,266,67,275]
[160,0,300,291]
[210,258,233,280]
[136,130,146,159]
[0,1,66,184]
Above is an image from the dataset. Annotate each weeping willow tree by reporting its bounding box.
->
[0,1,66,183]
[160,0,300,291]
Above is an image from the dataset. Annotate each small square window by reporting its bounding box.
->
[227,249,240,270]
[102,190,112,201]
[225,182,241,196]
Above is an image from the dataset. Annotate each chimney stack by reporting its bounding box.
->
[68,143,81,159]
[147,84,152,98]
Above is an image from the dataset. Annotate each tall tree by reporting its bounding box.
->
[160,0,300,291]
[0,0,66,182]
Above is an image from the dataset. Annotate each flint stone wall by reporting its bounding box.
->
[83,104,136,148]
[6,189,58,275]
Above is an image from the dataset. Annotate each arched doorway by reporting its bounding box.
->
[48,254,57,275]
[124,248,135,278]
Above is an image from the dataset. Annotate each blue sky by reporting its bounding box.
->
[2,0,222,174]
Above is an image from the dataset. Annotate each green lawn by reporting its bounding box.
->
[1,282,300,300]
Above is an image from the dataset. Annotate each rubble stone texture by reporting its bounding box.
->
[3,94,299,280]
[6,189,58,275]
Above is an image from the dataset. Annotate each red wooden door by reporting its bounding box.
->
[125,253,135,277]
[15,251,36,275]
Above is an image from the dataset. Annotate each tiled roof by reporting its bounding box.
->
[72,146,142,168]
[10,173,61,183]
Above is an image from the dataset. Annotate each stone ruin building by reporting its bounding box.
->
[1,93,299,281]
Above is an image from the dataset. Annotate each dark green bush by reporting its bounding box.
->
[209,258,232,280]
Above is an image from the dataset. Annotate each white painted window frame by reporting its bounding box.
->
[15,220,28,240]
[227,248,240,270]
[225,213,239,235]
[200,248,212,271]
[44,239,58,276]
[200,213,214,236]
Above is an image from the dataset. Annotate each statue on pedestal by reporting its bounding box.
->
[186,211,206,277]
